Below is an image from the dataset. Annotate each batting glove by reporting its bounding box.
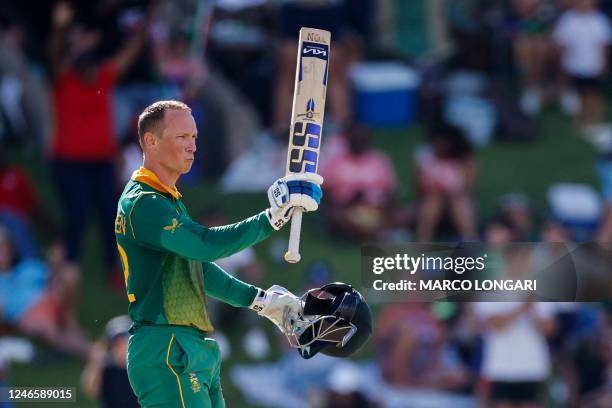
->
[249,285,302,333]
[266,173,323,230]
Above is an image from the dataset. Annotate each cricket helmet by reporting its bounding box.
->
[287,283,373,359]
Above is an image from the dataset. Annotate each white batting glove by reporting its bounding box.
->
[249,285,302,333]
[266,173,323,230]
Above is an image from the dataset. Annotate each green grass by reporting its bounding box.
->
[5,110,598,407]
[475,111,598,215]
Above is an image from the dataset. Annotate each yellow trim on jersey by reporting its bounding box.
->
[116,243,136,303]
[132,167,182,199]
[127,191,164,240]
[166,335,186,408]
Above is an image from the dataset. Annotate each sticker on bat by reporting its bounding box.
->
[297,99,320,120]
[302,42,329,61]
[289,121,321,173]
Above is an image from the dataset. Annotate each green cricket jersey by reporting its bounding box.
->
[115,167,273,332]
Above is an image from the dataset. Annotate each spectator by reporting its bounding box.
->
[572,306,612,406]
[499,193,534,241]
[81,315,138,408]
[530,219,584,406]
[473,302,556,407]
[530,219,574,284]
[91,0,161,141]
[0,150,38,222]
[485,215,516,249]
[375,302,469,391]
[321,123,409,241]
[0,9,53,150]
[596,149,612,242]
[0,223,90,358]
[553,0,612,127]
[511,0,558,115]
[155,28,207,101]
[48,2,146,285]
[323,362,378,408]
[475,217,556,407]
[0,149,59,258]
[540,218,570,244]
[414,124,477,241]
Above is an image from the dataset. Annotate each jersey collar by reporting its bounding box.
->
[132,167,182,200]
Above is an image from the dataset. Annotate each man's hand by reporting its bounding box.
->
[266,173,323,230]
[249,285,302,333]
[52,2,73,29]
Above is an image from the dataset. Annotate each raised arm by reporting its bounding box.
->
[49,2,73,80]
[112,25,147,78]
[128,193,273,262]
[111,5,155,78]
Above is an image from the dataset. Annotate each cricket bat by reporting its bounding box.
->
[284,27,331,264]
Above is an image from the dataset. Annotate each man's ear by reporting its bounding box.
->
[143,132,158,149]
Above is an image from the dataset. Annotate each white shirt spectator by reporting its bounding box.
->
[553,10,612,77]
[473,302,554,382]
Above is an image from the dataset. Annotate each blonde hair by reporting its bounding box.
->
[137,100,191,148]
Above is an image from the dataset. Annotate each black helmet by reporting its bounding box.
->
[287,283,373,359]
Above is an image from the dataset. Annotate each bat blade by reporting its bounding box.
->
[284,27,331,264]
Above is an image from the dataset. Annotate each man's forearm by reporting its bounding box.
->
[203,262,258,307]
[49,26,70,79]
[134,196,273,262]
[196,211,273,261]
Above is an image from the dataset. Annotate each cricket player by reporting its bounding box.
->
[115,100,322,407]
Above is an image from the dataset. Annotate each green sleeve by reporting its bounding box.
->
[203,262,258,307]
[129,193,273,262]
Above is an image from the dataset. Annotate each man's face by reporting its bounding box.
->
[151,109,198,175]
[486,224,512,247]
[111,336,128,367]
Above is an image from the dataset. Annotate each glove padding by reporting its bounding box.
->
[249,285,302,333]
[266,173,323,230]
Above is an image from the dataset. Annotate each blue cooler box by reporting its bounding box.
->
[350,62,420,128]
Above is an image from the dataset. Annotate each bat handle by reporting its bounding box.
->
[284,208,303,263]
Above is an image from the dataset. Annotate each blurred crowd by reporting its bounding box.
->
[1,0,612,407]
